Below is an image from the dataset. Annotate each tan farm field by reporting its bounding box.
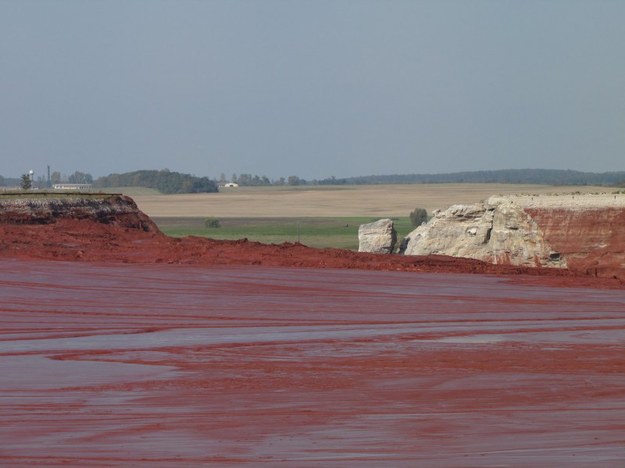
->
[133,184,610,218]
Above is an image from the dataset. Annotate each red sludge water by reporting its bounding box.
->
[1,259,625,466]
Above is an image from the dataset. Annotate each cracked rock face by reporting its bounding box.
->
[358,218,397,254]
[400,197,565,268]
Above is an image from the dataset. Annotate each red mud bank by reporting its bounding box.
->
[527,207,625,281]
[0,193,622,288]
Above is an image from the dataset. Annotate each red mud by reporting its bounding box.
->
[2,260,625,466]
[526,207,625,282]
[2,198,625,465]
[0,215,622,290]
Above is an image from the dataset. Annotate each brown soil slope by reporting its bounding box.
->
[0,193,622,288]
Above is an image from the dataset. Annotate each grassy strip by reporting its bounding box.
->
[155,216,414,250]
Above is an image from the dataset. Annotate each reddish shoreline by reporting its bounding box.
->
[0,217,622,290]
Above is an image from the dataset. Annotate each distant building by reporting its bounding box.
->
[53,183,93,190]
[222,182,239,188]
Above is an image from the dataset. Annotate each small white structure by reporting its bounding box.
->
[222,182,239,188]
[53,183,93,190]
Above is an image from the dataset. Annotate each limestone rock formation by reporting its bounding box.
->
[400,197,565,268]
[358,218,397,254]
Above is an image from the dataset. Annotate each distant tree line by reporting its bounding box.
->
[49,171,93,185]
[93,169,218,194]
[227,173,272,186]
[0,175,21,187]
[314,169,625,186]
[3,168,625,191]
[227,173,306,186]
[223,169,625,187]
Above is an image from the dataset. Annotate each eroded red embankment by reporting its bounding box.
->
[1,260,625,466]
[527,208,625,281]
[0,217,621,290]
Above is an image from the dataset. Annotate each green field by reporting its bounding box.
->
[155,216,414,250]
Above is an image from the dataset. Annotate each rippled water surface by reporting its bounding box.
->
[2,260,625,466]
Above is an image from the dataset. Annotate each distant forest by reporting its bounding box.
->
[93,170,218,194]
[227,168,625,187]
[0,170,218,194]
[2,168,624,192]
[0,175,21,187]
[314,169,625,186]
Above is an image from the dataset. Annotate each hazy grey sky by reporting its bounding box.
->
[1,0,624,180]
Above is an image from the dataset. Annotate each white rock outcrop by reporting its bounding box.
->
[358,218,397,254]
[400,197,565,268]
